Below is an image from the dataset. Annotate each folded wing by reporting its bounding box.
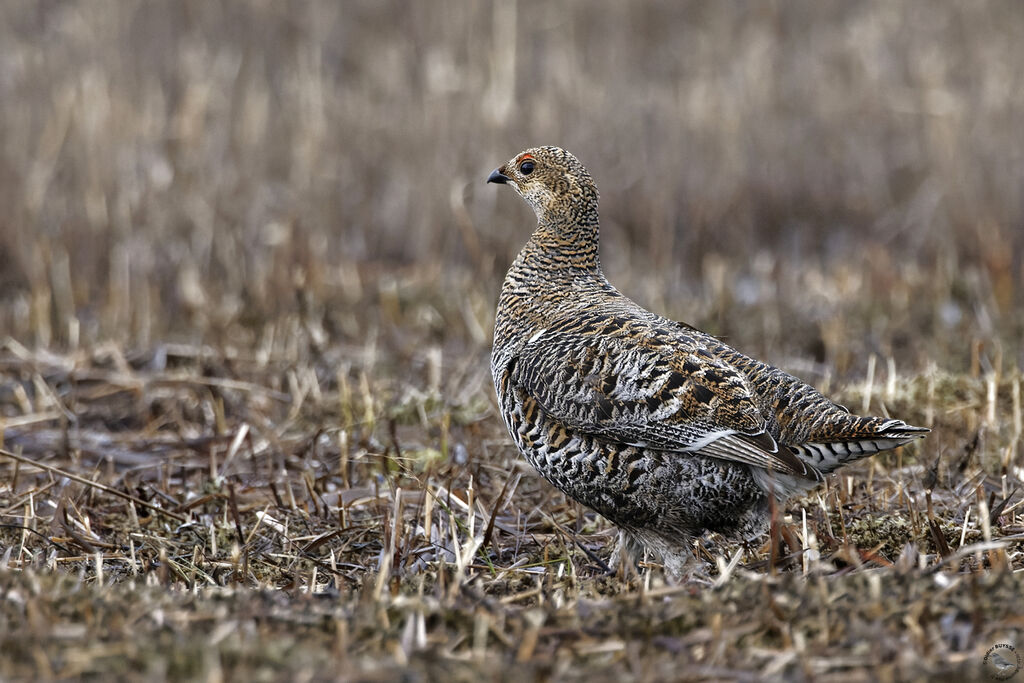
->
[501,312,822,481]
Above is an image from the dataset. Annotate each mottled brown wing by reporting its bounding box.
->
[505,319,819,479]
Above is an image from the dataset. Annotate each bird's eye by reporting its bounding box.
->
[519,160,535,175]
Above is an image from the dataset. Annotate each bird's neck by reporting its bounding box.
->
[497,218,604,347]
[522,211,601,274]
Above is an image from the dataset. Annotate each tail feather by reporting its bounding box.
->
[791,420,928,474]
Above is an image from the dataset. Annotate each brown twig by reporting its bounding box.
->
[0,447,187,523]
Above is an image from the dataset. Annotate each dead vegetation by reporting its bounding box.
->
[2,340,1023,681]
[1,1,1023,681]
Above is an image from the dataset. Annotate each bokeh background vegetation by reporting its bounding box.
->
[1,0,1021,371]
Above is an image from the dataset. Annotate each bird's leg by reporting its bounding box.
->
[612,529,644,579]
[662,547,713,586]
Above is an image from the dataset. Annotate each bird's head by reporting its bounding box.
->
[487,146,598,226]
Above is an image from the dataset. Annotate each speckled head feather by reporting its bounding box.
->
[489,146,602,271]
[487,145,927,579]
[489,146,599,227]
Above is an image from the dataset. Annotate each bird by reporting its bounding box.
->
[988,651,1019,678]
[487,146,928,578]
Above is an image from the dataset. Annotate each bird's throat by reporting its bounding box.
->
[526,219,601,273]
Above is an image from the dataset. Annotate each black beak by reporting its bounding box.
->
[487,167,511,184]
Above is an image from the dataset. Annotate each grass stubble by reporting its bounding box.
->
[1,1,1024,681]
[1,331,1022,681]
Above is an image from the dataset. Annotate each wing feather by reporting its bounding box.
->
[507,313,820,480]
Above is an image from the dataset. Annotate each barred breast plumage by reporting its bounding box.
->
[487,146,927,578]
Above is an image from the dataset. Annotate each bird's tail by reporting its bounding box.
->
[752,418,927,500]
[789,417,929,475]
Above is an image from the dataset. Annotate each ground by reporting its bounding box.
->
[1,301,1022,681]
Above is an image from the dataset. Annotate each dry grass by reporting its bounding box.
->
[1,1,1023,680]
[2,341,1023,681]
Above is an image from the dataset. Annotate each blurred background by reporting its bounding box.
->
[1,0,1021,378]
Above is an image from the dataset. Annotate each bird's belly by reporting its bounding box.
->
[497,386,768,537]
